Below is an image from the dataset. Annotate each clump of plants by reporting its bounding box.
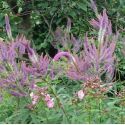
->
[0,1,125,123]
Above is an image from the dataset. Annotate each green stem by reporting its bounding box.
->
[44,110,49,123]
[17,97,20,109]
[88,98,91,124]
[121,105,123,123]
[99,99,102,123]
[49,85,70,123]
[42,79,70,123]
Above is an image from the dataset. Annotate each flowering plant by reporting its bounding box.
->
[1,2,125,123]
[0,15,54,109]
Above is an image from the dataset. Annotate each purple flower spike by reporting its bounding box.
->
[8,43,17,64]
[10,91,27,97]
[39,54,50,75]
[14,35,27,54]
[23,43,38,64]
[28,48,38,64]
[0,41,8,61]
[5,14,12,40]
[90,9,112,45]
[53,51,76,63]
[90,0,98,16]
[52,18,82,53]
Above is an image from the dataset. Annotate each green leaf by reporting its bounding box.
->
[77,2,87,11]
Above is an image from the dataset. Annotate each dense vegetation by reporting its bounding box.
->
[1,0,125,124]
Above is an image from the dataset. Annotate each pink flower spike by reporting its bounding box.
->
[77,90,85,100]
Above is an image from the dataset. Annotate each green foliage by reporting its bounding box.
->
[1,81,125,123]
[0,0,94,52]
[115,36,125,80]
[1,0,125,52]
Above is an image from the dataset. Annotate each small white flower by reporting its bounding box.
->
[77,90,85,100]
[30,92,34,98]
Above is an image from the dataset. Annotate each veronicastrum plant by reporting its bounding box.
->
[54,0,118,83]
[1,1,125,123]
[51,2,125,124]
[0,14,55,109]
[0,14,78,124]
[53,0,118,102]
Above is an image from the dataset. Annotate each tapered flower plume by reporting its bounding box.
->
[90,9,112,46]
[0,16,54,109]
[53,51,75,63]
[13,35,50,77]
[0,40,17,66]
[38,54,50,76]
[27,45,38,64]
[90,0,98,16]
[5,14,13,40]
[15,36,39,64]
[0,35,51,100]
[67,55,92,81]
[14,35,28,54]
[15,36,50,77]
[52,51,78,79]
[66,33,116,82]
[85,34,116,81]
[53,51,95,81]
[53,18,83,53]
[85,8,117,82]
